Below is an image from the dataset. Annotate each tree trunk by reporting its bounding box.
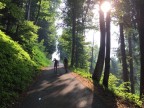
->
[6,19,10,33]
[103,11,111,88]
[128,34,135,93]
[90,33,94,73]
[25,0,31,20]
[75,36,78,67]
[138,0,144,99]
[92,0,106,82]
[119,22,129,91]
[71,0,76,67]
[34,0,42,25]
[15,24,19,37]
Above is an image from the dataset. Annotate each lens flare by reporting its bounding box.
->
[101,1,111,13]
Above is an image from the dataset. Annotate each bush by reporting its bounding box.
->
[0,30,38,108]
[73,68,92,81]
[32,45,51,67]
[17,21,51,67]
[102,73,142,107]
[73,68,142,107]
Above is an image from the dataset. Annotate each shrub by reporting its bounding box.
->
[32,45,51,67]
[0,30,37,108]
[73,68,92,81]
[73,68,142,107]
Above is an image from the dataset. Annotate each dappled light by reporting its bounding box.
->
[15,67,93,108]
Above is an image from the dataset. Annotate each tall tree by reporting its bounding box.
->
[112,0,136,91]
[103,9,111,88]
[25,0,31,20]
[119,20,129,91]
[128,32,135,93]
[138,0,144,99]
[34,0,42,25]
[90,33,95,72]
[62,0,94,68]
[71,0,76,67]
[92,0,106,82]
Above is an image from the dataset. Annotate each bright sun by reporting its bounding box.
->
[101,1,111,13]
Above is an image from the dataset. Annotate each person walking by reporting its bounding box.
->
[53,58,58,73]
[63,57,68,73]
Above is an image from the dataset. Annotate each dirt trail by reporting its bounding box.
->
[14,66,108,108]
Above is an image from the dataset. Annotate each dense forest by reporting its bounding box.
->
[0,0,60,107]
[0,0,144,107]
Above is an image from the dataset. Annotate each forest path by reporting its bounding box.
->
[14,66,108,108]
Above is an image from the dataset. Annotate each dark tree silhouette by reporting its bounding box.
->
[138,0,144,99]
[119,20,129,91]
[71,0,76,67]
[92,0,106,82]
[128,34,135,93]
[103,10,111,88]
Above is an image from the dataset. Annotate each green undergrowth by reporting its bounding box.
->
[0,30,50,108]
[72,68,142,107]
[73,68,92,81]
[18,21,51,68]
[102,74,142,107]
[31,45,51,67]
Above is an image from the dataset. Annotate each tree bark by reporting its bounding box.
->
[138,0,144,99]
[34,0,42,25]
[90,33,94,73]
[128,34,135,93]
[75,36,78,67]
[119,22,129,91]
[71,0,76,67]
[92,0,106,82]
[103,11,111,88]
[6,19,10,33]
[25,0,31,20]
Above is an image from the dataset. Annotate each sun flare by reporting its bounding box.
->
[101,1,111,13]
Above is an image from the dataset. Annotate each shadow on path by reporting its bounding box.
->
[14,66,119,108]
[14,67,92,108]
[92,81,118,108]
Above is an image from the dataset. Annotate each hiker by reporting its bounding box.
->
[53,58,58,72]
[63,57,68,73]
